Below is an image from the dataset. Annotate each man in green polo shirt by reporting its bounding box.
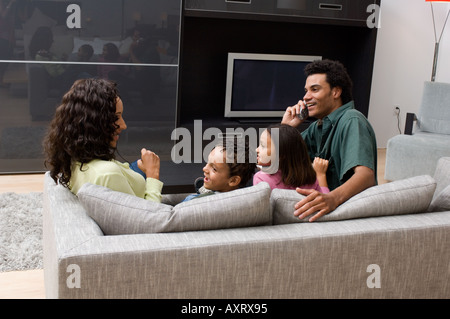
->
[281,59,377,222]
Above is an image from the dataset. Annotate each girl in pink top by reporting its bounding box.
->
[253,123,330,193]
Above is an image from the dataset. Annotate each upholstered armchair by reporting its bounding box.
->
[385,81,450,181]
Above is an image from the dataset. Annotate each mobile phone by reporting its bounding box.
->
[297,105,309,120]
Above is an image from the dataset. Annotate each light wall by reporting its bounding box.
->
[368,0,450,147]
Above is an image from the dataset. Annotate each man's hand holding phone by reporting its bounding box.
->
[281,100,308,127]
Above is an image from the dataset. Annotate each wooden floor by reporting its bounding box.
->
[0,149,388,299]
[0,173,46,194]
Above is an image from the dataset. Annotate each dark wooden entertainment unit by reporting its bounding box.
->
[178,0,380,128]
[164,0,380,192]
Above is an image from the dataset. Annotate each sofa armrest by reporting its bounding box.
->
[404,112,417,135]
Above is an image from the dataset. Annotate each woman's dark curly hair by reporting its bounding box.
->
[43,78,120,187]
[304,59,353,105]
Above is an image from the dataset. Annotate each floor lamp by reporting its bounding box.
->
[427,0,450,81]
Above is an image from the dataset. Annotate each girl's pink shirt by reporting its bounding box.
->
[253,170,330,193]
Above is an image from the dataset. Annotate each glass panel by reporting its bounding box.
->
[0,0,181,183]
[0,61,178,171]
[1,0,180,63]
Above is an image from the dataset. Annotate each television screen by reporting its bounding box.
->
[224,53,322,118]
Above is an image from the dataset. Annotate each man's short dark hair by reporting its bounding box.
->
[304,59,353,105]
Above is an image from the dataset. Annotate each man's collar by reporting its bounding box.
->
[324,101,355,124]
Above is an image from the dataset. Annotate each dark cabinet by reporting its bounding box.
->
[184,0,379,25]
[178,0,380,126]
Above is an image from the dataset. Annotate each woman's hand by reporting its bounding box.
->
[137,148,160,180]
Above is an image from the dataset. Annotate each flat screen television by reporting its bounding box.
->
[224,53,322,118]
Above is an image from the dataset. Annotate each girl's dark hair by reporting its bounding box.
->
[216,136,256,188]
[43,78,120,187]
[304,59,353,105]
[266,123,316,187]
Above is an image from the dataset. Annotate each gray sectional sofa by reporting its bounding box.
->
[43,157,450,299]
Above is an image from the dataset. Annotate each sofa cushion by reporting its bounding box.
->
[428,185,450,212]
[77,182,272,235]
[271,175,437,224]
[432,157,450,201]
[430,157,450,212]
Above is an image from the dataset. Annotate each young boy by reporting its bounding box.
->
[183,137,256,201]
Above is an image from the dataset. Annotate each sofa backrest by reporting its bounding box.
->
[44,157,450,237]
[417,81,450,135]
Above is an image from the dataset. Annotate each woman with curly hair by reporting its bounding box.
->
[43,78,163,202]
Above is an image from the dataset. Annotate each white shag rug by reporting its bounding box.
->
[0,192,43,272]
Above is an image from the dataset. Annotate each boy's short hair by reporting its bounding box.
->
[216,136,256,187]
